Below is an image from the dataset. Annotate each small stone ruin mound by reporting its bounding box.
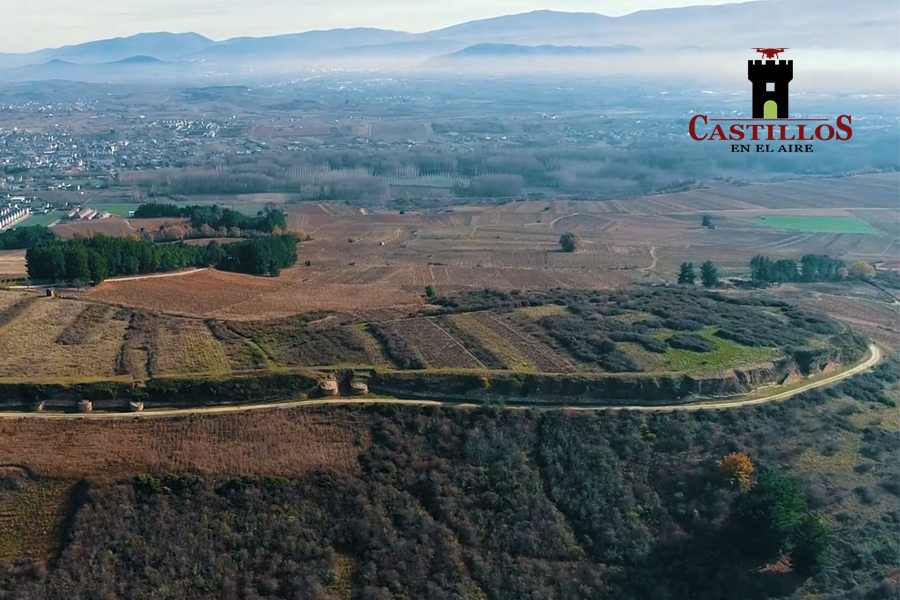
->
[129,401,144,413]
[350,379,369,396]
[78,400,93,413]
[318,377,339,397]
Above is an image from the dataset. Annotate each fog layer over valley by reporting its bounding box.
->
[0,0,897,90]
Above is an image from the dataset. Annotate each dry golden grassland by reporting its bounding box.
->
[0,290,31,312]
[0,250,27,278]
[0,298,128,380]
[153,318,231,376]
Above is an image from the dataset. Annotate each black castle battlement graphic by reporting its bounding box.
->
[747,59,793,118]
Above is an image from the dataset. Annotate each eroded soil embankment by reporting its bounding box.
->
[0,347,852,411]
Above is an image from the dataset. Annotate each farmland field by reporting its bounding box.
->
[228,316,389,368]
[62,173,896,321]
[379,318,483,369]
[0,250,26,278]
[0,290,31,313]
[473,312,577,373]
[0,298,128,380]
[0,173,892,387]
[749,215,881,235]
[447,313,536,371]
[11,212,60,228]
[152,318,232,376]
[0,408,369,480]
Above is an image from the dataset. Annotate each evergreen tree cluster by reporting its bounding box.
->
[216,233,299,276]
[677,262,696,285]
[25,234,299,283]
[0,225,56,250]
[750,254,846,286]
[133,203,287,234]
[678,261,719,287]
[732,467,831,577]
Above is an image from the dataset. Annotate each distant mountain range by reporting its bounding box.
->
[0,0,895,81]
[435,44,642,59]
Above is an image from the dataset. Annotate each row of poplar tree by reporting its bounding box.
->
[25,234,300,283]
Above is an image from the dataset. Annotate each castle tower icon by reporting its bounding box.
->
[748,59,793,118]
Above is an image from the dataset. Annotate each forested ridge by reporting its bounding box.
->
[0,357,896,599]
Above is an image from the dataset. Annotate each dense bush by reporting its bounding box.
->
[4,356,899,598]
[668,333,717,353]
[431,287,866,373]
[831,356,900,406]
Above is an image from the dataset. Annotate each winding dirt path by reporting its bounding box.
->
[640,246,658,272]
[0,345,882,420]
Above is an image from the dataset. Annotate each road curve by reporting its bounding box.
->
[0,344,882,420]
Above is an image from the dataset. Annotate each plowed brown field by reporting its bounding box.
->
[0,408,368,481]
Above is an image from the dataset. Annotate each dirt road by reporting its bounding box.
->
[0,345,882,421]
[98,268,209,283]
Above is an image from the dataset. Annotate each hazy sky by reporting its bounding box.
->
[4,0,738,53]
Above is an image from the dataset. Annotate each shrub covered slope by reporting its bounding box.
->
[0,357,896,599]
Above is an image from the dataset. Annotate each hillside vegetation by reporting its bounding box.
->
[0,357,896,599]
[239,287,866,376]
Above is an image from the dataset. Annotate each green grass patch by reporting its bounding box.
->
[624,329,783,374]
[11,213,60,228]
[611,311,655,324]
[87,203,140,217]
[750,215,880,235]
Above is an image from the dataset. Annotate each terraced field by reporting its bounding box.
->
[469,313,577,374]
[445,313,535,371]
[385,318,483,369]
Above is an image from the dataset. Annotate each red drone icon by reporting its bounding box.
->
[752,48,789,59]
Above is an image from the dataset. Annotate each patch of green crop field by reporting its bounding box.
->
[89,203,141,216]
[750,215,880,235]
[12,213,60,228]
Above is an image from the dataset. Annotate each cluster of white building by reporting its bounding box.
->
[65,206,110,221]
[0,202,31,230]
